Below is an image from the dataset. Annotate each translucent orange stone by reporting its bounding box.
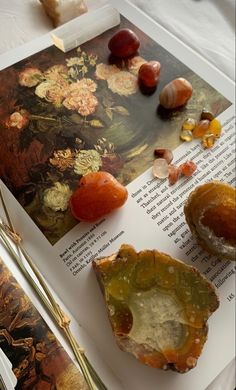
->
[182,118,197,131]
[180,129,193,142]
[168,164,180,185]
[184,181,236,260]
[192,120,210,138]
[70,171,128,221]
[179,161,197,177]
[201,134,216,149]
[208,118,222,137]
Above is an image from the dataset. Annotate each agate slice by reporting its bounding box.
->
[93,244,219,373]
[184,181,236,260]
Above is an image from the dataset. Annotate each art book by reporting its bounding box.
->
[0,256,87,389]
[0,1,235,389]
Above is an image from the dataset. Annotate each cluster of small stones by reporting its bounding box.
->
[180,109,222,149]
[153,149,197,185]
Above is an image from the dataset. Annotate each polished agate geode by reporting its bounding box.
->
[93,244,219,373]
[184,181,236,261]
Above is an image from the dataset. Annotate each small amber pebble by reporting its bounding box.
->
[200,109,215,121]
[208,118,222,137]
[154,148,173,164]
[182,118,197,131]
[70,171,128,221]
[180,129,193,142]
[201,134,216,149]
[192,120,210,138]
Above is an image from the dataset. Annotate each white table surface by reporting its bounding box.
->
[0,1,235,389]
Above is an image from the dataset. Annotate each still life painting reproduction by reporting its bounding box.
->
[0,17,231,244]
[0,258,86,389]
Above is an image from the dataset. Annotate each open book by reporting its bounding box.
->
[0,1,235,389]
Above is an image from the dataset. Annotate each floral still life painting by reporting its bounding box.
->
[0,258,86,389]
[0,17,231,244]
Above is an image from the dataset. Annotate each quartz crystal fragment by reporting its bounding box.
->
[40,0,87,27]
[93,245,219,372]
[52,5,120,52]
[184,181,236,260]
[152,158,169,179]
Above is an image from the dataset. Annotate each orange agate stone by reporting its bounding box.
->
[184,181,236,260]
[93,244,219,372]
[70,171,128,222]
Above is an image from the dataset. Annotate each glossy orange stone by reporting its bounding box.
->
[138,61,161,88]
[179,161,197,177]
[108,29,140,58]
[159,78,193,109]
[208,118,222,137]
[70,171,128,222]
[168,164,180,185]
[192,120,210,138]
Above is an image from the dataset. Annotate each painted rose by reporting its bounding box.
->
[107,71,138,96]
[35,80,69,107]
[6,109,29,129]
[127,56,147,75]
[49,149,75,171]
[68,78,98,93]
[95,63,120,80]
[43,182,72,212]
[74,149,102,175]
[44,65,68,81]
[19,67,43,87]
[66,57,85,67]
[63,88,98,116]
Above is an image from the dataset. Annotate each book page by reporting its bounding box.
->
[0,2,235,389]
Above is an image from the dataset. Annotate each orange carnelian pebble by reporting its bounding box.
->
[208,118,222,137]
[138,61,161,88]
[70,171,128,222]
[168,165,180,185]
[192,120,210,138]
[179,161,197,177]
